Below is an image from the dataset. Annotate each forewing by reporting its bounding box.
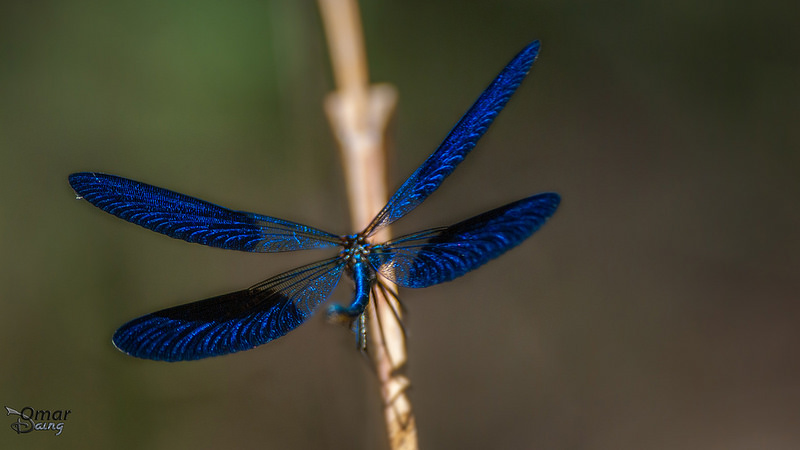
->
[371,193,559,288]
[69,172,341,252]
[363,41,541,235]
[112,257,345,361]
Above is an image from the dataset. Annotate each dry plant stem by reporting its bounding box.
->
[317,0,418,449]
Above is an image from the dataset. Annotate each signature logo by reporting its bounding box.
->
[5,406,71,436]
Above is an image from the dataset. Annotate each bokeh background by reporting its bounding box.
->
[2,1,798,449]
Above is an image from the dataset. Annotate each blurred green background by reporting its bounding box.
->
[2,1,798,449]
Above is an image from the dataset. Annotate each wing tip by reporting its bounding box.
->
[67,172,84,189]
[68,171,105,193]
[545,191,561,210]
[518,40,542,68]
[543,191,560,205]
[527,39,541,54]
[112,325,186,363]
[530,192,561,219]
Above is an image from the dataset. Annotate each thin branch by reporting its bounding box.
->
[317,0,418,449]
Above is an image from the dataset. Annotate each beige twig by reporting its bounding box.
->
[317,0,418,449]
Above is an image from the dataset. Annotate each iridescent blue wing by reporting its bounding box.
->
[363,41,541,236]
[112,257,345,361]
[69,172,341,252]
[370,193,559,288]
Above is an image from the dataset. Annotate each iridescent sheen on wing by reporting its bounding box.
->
[371,193,560,288]
[112,258,344,361]
[364,41,541,235]
[68,172,341,252]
